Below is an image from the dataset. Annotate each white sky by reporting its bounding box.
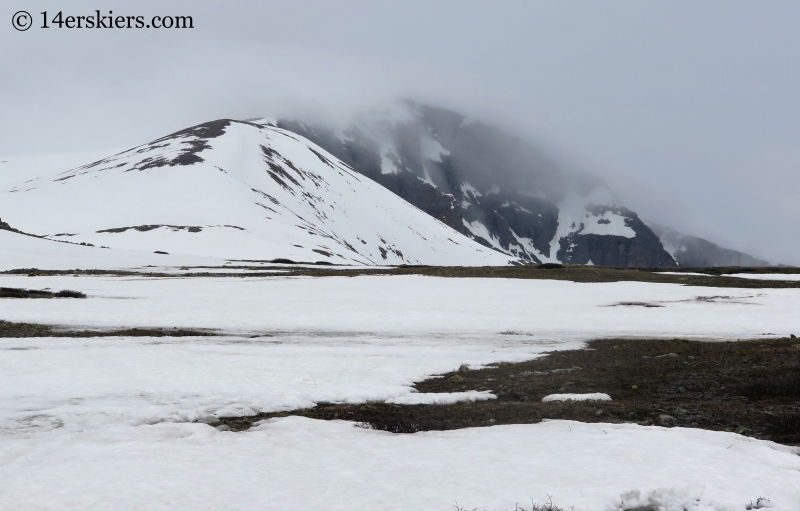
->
[2,0,799,264]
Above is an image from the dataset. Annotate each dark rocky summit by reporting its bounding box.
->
[279,104,677,267]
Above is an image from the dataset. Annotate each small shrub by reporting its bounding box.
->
[54,289,87,298]
[453,496,567,511]
[369,419,425,434]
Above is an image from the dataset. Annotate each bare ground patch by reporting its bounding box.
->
[0,320,217,338]
[219,336,800,445]
[0,287,86,298]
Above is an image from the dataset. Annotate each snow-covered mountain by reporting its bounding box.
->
[280,103,679,267]
[1,119,513,266]
[2,110,771,269]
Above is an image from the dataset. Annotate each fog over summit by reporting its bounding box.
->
[279,101,758,267]
[2,0,798,263]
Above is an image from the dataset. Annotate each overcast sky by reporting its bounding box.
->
[2,0,799,264]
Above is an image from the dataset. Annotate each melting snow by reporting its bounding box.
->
[1,273,799,509]
[385,391,496,405]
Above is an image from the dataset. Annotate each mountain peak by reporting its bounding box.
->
[1,119,513,266]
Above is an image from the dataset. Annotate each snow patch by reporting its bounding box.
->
[462,219,504,251]
[461,182,482,197]
[385,391,496,405]
[420,134,450,163]
[509,228,555,263]
[542,393,611,402]
[581,210,635,238]
[548,186,634,259]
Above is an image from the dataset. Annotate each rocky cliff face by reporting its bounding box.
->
[280,103,677,267]
[557,207,676,267]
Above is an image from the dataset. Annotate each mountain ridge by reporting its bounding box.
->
[278,104,677,267]
[279,103,770,268]
[2,111,770,268]
[649,223,770,267]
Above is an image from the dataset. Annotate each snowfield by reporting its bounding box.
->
[0,332,554,434]
[1,272,800,510]
[0,274,797,338]
[2,417,799,511]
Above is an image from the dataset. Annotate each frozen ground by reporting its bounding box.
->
[2,273,800,510]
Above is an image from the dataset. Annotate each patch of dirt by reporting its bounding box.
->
[0,320,217,338]
[219,336,800,445]
[0,287,86,298]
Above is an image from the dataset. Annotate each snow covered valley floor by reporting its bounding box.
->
[2,272,800,510]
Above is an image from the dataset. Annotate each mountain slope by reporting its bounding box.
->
[0,228,223,271]
[1,119,513,266]
[649,224,770,267]
[279,103,677,267]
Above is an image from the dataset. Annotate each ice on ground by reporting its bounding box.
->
[385,390,496,405]
[1,417,798,511]
[542,393,612,402]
